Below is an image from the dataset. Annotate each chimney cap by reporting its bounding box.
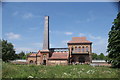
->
[44,15,49,17]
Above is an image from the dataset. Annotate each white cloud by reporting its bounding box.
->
[79,33,85,37]
[75,11,96,24]
[88,34,101,40]
[86,11,96,22]
[22,13,34,19]
[5,32,21,40]
[86,16,95,22]
[65,32,73,35]
[92,38,108,55]
[75,20,81,23]
[13,11,41,19]
[13,11,19,16]
[22,12,41,19]
[87,34,108,54]
[94,38,107,46]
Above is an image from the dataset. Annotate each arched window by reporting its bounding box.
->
[75,47,77,50]
[74,46,77,53]
[78,47,81,52]
[30,60,33,64]
[82,46,84,52]
[86,46,89,52]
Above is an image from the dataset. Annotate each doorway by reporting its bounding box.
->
[79,57,85,63]
[29,60,33,64]
[43,60,46,65]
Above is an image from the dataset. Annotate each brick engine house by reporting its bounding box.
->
[27,16,92,65]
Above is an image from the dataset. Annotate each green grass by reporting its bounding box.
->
[2,62,120,78]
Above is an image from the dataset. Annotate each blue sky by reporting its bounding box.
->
[2,2,118,54]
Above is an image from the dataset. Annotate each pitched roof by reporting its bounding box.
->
[28,50,42,57]
[49,52,69,59]
[68,37,92,44]
[37,50,42,56]
[29,53,37,57]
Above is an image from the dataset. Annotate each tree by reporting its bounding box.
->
[26,52,32,57]
[92,53,98,60]
[107,12,120,68]
[2,40,16,62]
[92,53,107,60]
[17,51,25,59]
[99,53,105,60]
[0,39,2,59]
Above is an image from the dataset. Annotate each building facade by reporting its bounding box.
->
[27,16,92,65]
[68,37,92,64]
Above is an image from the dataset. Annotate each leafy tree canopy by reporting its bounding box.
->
[107,12,120,68]
[2,40,16,62]
[92,53,107,60]
[16,51,26,59]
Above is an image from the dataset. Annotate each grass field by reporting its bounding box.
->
[2,62,120,78]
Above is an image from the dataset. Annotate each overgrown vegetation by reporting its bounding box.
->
[2,63,120,78]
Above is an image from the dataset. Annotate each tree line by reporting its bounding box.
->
[92,53,107,60]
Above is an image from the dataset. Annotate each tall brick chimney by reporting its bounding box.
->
[43,16,49,50]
